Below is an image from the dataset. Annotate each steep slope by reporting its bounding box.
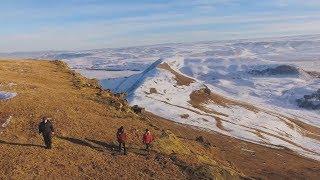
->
[0,59,250,179]
[114,59,164,94]
[102,57,320,161]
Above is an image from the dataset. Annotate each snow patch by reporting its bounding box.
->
[1,116,12,128]
[0,91,17,100]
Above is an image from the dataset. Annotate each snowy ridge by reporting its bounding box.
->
[114,59,164,95]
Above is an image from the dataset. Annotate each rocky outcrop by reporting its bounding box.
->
[131,105,144,114]
[54,60,101,89]
[305,70,320,78]
[296,89,320,110]
[249,65,299,76]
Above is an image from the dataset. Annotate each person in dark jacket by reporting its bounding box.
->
[142,129,154,152]
[38,117,54,149]
[116,126,127,155]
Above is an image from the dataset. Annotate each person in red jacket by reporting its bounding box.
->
[142,129,154,152]
[116,126,127,155]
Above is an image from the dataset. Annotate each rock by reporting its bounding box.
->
[249,65,299,76]
[71,71,100,89]
[203,86,211,95]
[155,154,169,169]
[131,105,144,114]
[115,92,127,99]
[180,114,189,119]
[199,86,211,95]
[196,136,205,143]
[196,136,211,148]
[304,95,312,99]
[149,88,158,94]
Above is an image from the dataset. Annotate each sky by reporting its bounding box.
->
[1,0,320,52]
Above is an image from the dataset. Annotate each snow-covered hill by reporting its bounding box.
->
[101,56,320,160]
[1,34,320,160]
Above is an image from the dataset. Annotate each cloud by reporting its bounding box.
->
[272,0,320,7]
[1,10,319,52]
[0,0,320,52]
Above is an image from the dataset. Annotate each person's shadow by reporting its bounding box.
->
[0,140,44,148]
[85,138,118,151]
[57,136,122,155]
[85,138,150,156]
[57,136,104,152]
[86,138,153,156]
[57,136,150,156]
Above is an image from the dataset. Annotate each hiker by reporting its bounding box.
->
[142,129,154,152]
[38,117,54,149]
[116,126,127,155]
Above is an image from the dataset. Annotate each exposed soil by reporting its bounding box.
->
[180,114,190,119]
[189,88,260,113]
[150,88,158,94]
[158,63,195,86]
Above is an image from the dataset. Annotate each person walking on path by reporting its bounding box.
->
[116,126,127,155]
[142,129,154,152]
[38,117,54,149]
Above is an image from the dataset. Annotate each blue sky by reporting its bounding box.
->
[1,0,320,52]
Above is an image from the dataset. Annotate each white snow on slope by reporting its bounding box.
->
[102,56,320,160]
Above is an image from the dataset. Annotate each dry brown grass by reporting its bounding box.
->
[158,63,195,86]
[0,60,184,179]
[189,88,260,113]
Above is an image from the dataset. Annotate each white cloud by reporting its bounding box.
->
[1,11,319,52]
[272,0,320,7]
[0,0,320,52]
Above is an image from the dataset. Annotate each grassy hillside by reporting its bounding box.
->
[0,60,318,179]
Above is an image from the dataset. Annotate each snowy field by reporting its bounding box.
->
[2,34,320,160]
